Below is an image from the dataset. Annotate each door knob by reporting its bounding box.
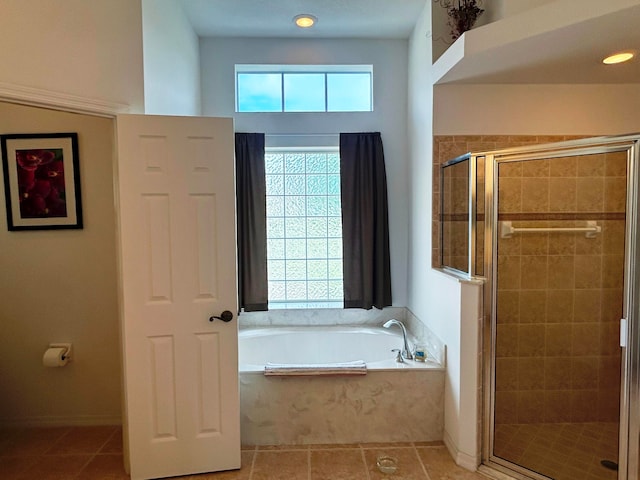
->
[209,310,233,323]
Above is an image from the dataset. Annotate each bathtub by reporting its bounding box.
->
[239,326,438,371]
[238,326,445,446]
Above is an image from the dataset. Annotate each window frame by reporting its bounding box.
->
[235,64,373,113]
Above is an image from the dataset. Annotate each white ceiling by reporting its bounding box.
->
[178,0,640,85]
[179,0,427,38]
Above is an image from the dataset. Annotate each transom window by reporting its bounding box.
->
[236,65,373,113]
[265,148,343,308]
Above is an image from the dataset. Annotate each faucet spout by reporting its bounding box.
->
[382,319,413,360]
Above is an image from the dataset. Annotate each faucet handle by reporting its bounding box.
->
[391,349,404,363]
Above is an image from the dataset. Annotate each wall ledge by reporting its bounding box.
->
[433,267,485,285]
[0,82,130,118]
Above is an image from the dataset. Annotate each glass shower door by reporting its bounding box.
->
[491,148,629,480]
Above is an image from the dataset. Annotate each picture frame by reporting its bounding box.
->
[1,133,83,231]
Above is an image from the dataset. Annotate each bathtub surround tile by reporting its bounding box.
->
[239,306,407,327]
[240,370,444,446]
[239,309,446,448]
[405,308,445,366]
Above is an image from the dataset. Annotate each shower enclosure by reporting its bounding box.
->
[440,135,640,480]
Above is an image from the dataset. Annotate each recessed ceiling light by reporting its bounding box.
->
[294,14,317,28]
[602,52,634,65]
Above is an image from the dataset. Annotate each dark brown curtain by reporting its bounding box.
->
[235,133,268,311]
[339,132,392,310]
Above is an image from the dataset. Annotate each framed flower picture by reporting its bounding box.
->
[1,133,83,230]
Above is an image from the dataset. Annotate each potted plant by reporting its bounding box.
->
[439,0,485,40]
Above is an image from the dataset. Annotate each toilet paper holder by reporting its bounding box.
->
[49,343,72,361]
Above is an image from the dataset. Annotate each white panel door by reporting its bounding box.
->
[115,114,239,480]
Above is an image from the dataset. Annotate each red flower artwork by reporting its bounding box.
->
[16,148,67,218]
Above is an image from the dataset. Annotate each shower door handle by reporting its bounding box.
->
[209,310,234,323]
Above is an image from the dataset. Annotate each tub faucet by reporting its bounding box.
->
[383,319,413,360]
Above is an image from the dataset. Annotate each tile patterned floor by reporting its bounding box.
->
[494,422,619,480]
[0,426,488,479]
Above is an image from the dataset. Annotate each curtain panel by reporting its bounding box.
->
[339,132,392,310]
[235,133,268,311]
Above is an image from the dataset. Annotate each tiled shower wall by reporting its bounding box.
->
[494,151,626,424]
[433,136,624,425]
[433,136,580,268]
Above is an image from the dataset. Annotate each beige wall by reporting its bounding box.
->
[0,0,144,112]
[0,102,120,426]
[434,84,640,136]
[409,1,483,469]
[142,0,202,115]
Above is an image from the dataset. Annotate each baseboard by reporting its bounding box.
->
[443,429,480,472]
[0,414,122,428]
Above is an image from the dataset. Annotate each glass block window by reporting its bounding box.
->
[265,148,343,307]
